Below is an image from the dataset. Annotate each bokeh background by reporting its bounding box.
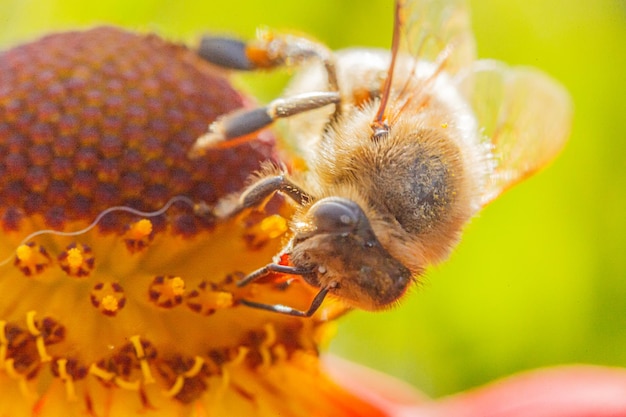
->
[2,0,625,398]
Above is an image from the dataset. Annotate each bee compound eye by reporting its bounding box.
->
[309,198,365,234]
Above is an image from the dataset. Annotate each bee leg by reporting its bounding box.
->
[237,263,324,317]
[189,91,339,157]
[190,30,343,158]
[236,263,314,287]
[239,286,331,317]
[198,31,338,90]
[213,173,312,219]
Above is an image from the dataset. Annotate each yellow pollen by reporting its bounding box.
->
[441,122,449,128]
[15,244,33,262]
[245,214,289,248]
[211,291,233,309]
[260,214,288,238]
[101,295,120,313]
[168,276,185,296]
[66,247,84,268]
[129,219,153,239]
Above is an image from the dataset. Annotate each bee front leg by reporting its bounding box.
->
[239,286,332,318]
[236,263,336,318]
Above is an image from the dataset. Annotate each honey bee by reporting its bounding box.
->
[190,0,572,316]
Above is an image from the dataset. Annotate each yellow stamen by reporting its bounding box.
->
[4,359,35,399]
[216,368,231,401]
[163,356,205,398]
[35,336,52,363]
[185,356,205,377]
[0,320,7,370]
[272,344,288,362]
[26,311,39,335]
[259,323,277,368]
[114,377,140,391]
[230,346,249,367]
[25,311,52,362]
[89,355,142,391]
[164,376,185,398]
[56,358,77,401]
[89,363,115,381]
[130,335,155,384]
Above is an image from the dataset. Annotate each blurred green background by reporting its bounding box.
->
[2,0,625,398]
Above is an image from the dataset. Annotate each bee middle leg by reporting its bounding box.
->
[189,91,339,157]
[212,173,312,219]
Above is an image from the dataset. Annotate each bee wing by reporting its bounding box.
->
[400,0,475,73]
[457,60,573,206]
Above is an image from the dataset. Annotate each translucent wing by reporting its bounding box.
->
[457,60,573,206]
[399,0,475,73]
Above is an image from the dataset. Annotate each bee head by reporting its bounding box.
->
[290,197,412,310]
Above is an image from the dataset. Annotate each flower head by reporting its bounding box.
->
[0,27,361,417]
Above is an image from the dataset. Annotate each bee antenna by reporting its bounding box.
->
[371,0,404,139]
